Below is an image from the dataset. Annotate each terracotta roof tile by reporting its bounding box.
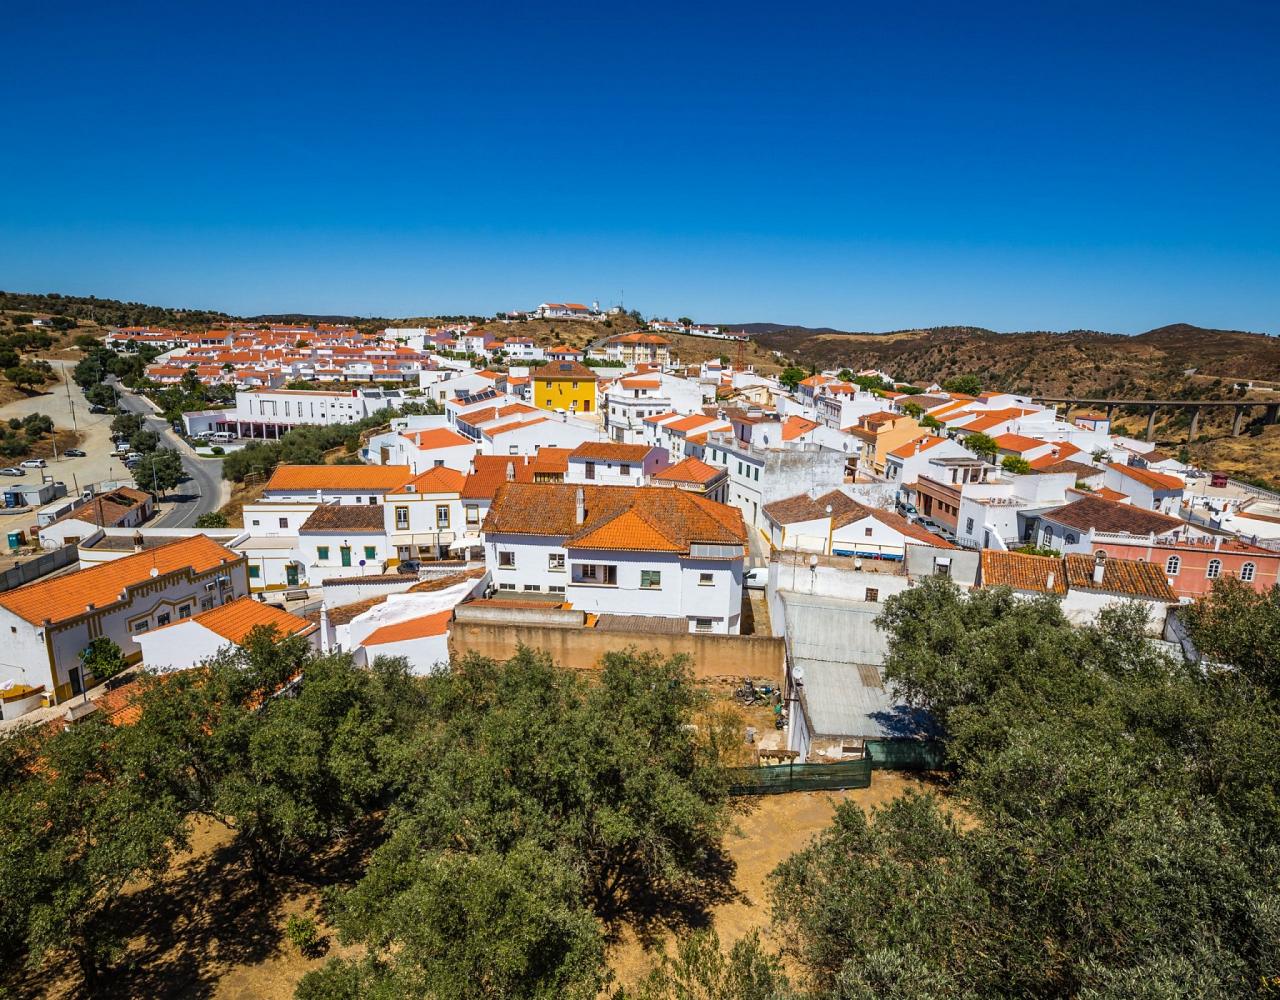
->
[0,536,240,625]
[1107,463,1185,492]
[300,505,385,532]
[483,483,745,553]
[568,442,655,462]
[652,456,723,485]
[394,466,466,495]
[182,596,314,643]
[266,465,413,492]
[1042,495,1187,536]
[362,610,453,645]
[400,428,473,449]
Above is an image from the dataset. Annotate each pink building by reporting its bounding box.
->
[1089,536,1279,599]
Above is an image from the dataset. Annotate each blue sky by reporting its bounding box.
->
[2,1,1277,332]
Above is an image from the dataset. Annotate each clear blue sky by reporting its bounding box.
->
[2,1,1277,332]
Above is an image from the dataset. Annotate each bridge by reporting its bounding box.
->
[1029,396,1280,442]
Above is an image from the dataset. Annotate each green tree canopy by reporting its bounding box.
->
[1000,454,1031,474]
[941,374,982,395]
[962,431,998,460]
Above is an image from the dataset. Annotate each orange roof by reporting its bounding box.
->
[362,610,453,646]
[395,466,466,495]
[887,435,947,459]
[1107,463,1185,491]
[401,428,473,449]
[569,442,654,462]
[530,447,572,475]
[462,456,535,498]
[782,416,821,441]
[266,465,413,492]
[957,408,1035,433]
[620,378,661,389]
[484,483,746,553]
[664,414,722,434]
[0,536,240,626]
[993,433,1051,453]
[484,417,548,437]
[181,596,314,643]
[1093,487,1130,502]
[653,456,723,485]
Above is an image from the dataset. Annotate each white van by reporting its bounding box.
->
[211,431,236,443]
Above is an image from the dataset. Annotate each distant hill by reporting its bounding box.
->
[743,323,1280,396]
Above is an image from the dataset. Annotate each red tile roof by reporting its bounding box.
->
[652,456,723,485]
[568,442,655,462]
[183,596,315,643]
[266,465,413,492]
[1107,463,1185,492]
[362,610,453,645]
[0,536,240,625]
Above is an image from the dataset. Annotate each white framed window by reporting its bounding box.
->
[1240,562,1256,582]
[466,505,480,525]
[548,553,565,571]
[178,604,192,619]
[200,597,214,611]
[395,506,409,530]
[694,618,714,633]
[698,572,714,586]
[130,618,149,634]
[498,551,515,568]
[640,570,662,589]
[523,584,541,591]
[1206,558,1222,580]
[1165,555,1181,576]
[498,582,516,590]
[548,585,565,594]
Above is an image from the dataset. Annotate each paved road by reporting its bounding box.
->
[108,379,226,528]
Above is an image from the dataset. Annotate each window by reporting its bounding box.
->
[578,564,617,585]
[584,461,595,480]
[436,505,450,528]
[934,559,951,578]
[364,546,377,560]
[156,612,171,626]
[317,546,330,560]
[865,587,880,602]
[251,518,260,527]
[549,585,565,594]
[1042,526,1054,544]
[509,445,519,455]
[698,572,715,586]
[620,463,631,476]
[278,517,288,529]
[178,604,192,619]
[1241,562,1256,582]
[1165,555,1181,576]
[395,506,409,529]
[865,526,873,537]
[548,553,565,571]
[368,496,377,505]
[466,505,480,525]
[1207,558,1222,580]
[200,597,215,611]
[1065,533,1078,545]
[131,618,149,634]
[498,551,515,568]
[523,584,541,591]
[248,565,261,579]
[498,582,516,590]
[434,459,444,467]
[640,570,662,589]
[694,618,714,633]
[965,517,974,533]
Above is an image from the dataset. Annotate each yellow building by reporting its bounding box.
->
[532,360,599,415]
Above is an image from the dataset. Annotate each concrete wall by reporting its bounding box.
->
[0,544,78,593]
[449,621,785,683]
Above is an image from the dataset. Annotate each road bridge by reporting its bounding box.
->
[1030,396,1280,442]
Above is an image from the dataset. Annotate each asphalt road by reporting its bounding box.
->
[108,380,226,528]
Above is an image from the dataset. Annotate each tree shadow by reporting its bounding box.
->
[599,841,743,950]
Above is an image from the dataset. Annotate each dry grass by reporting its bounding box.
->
[216,479,266,528]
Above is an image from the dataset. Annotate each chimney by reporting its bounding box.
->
[132,530,144,553]
[1045,571,1055,590]
[319,603,331,654]
[505,462,515,482]
[575,487,585,525]
[1092,551,1106,585]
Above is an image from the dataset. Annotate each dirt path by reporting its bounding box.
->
[605,771,942,989]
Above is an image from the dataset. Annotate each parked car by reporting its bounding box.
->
[397,560,423,575]
[917,518,945,536]
[0,467,23,477]
[88,404,109,414]
[745,566,769,590]
[20,459,46,469]
[64,448,86,458]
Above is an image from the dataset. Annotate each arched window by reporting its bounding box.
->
[1240,562,1256,583]
[1065,532,1078,545]
[1165,555,1181,576]
[1206,558,1222,580]
[1042,525,1054,544]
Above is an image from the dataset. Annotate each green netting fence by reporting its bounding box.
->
[865,739,948,771]
[728,759,872,796]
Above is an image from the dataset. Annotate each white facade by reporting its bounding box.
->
[603,375,711,444]
[485,532,744,633]
[565,448,669,486]
[481,415,600,456]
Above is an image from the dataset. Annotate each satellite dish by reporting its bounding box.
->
[792,665,805,684]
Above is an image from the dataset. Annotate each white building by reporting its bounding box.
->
[182,387,408,438]
[297,504,393,582]
[482,483,748,634]
[385,466,469,563]
[564,442,669,486]
[763,489,954,558]
[135,596,318,672]
[603,372,712,444]
[0,536,248,704]
[365,421,477,473]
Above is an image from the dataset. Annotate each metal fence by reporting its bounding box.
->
[728,759,872,795]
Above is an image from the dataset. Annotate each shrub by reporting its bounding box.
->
[210,446,224,456]
[286,914,323,957]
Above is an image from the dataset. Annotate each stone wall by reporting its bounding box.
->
[449,621,785,683]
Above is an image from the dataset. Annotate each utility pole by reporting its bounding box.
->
[63,362,77,433]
